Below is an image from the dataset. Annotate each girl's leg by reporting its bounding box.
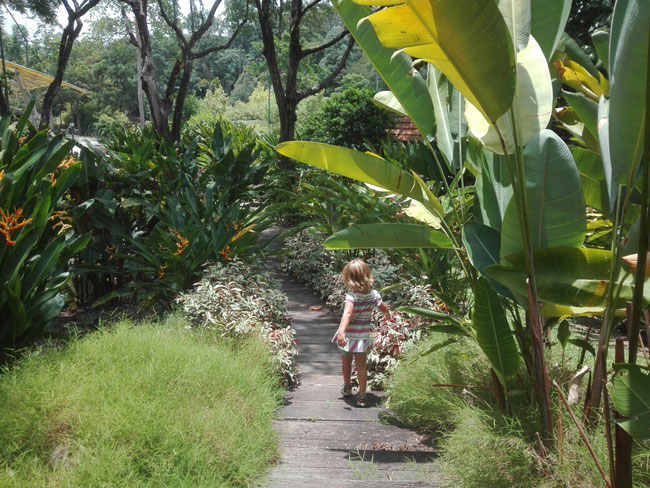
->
[341,353,353,386]
[354,353,368,397]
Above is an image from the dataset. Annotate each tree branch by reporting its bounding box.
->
[300,0,323,20]
[164,58,182,101]
[157,0,188,48]
[300,28,348,58]
[192,4,249,59]
[187,0,224,49]
[298,34,354,101]
[121,6,140,48]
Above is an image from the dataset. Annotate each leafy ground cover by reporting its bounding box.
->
[178,258,299,387]
[0,315,283,487]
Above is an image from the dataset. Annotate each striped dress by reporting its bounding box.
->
[333,289,382,354]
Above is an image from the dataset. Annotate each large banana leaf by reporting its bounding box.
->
[498,0,531,52]
[486,247,650,308]
[472,278,520,385]
[373,91,407,117]
[608,0,649,186]
[530,0,571,61]
[427,65,454,167]
[597,96,618,215]
[275,141,444,217]
[571,146,610,216]
[500,130,586,257]
[323,223,453,249]
[562,90,599,142]
[466,35,552,155]
[463,222,514,299]
[362,0,516,124]
[591,29,610,73]
[333,0,435,137]
[470,142,513,230]
[610,364,650,439]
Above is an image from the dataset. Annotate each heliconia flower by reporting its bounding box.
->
[0,207,33,245]
[219,245,231,261]
[170,228,189,256]
[58,155,79,170]
[158,264,168,279]
[0,169,4,181]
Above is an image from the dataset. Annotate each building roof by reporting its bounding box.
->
[388,115,422,142]
[1,60,88,95]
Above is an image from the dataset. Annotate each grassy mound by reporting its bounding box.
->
[0,316,283,487]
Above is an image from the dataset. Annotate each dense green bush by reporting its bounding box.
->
[298,86,393,150]
[73,120,276,306]
[0,316,283,487]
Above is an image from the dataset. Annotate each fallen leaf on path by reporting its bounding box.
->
[309,305,323,311]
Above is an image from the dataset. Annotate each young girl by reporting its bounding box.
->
[334,258,391,407]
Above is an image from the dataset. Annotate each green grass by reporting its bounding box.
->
[387,332,650,488]
[0,315,283,487]
[387,335,493,431]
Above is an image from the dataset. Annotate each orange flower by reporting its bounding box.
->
[158,264,168,279]
[58,155,78,170]
[18,136,27,143]
[51,173,57,186]
[49,210,73,235]
[0,170,4,181]
[219,245,231,261]
[170,228,189,256]
[0,207,33,245]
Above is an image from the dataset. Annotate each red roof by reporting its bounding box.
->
[389,115,422,142]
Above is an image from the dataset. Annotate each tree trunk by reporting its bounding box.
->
[40,19,83,129]
[171,58,193,141]
[135,17,145,126]
[131,1,171,139]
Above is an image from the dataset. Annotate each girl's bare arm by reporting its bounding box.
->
[378,301,391,319]
[337,302,354,345]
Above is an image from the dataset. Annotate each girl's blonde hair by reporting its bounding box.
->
[342,259,373,293]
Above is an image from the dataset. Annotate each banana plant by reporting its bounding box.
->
[549,1,650,423]
[0,103,90,352]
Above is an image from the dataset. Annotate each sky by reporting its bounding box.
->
[3,2,210,34]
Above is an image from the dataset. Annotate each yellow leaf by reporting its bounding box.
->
[232,224,256,242]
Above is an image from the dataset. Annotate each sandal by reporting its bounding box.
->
[341,384,353,397]
[356,395,367,408]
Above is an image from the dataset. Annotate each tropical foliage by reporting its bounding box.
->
[0,104,89,352]
[276,0,649,484]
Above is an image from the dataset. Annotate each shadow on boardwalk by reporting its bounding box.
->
[259,229,441,488]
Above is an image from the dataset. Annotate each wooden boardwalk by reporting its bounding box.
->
[260,263,440,487]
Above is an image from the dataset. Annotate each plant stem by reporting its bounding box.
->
[497,110,554,450]
[626,53,650,364]
[588,186,624,423]
[554,380,612,488]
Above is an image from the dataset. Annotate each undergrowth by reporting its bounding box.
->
[0,315,283,487]
[388,333,650,488]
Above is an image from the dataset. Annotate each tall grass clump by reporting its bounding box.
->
[438,405,540,488]
[0,315,283,487]
[387,335,492,430]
